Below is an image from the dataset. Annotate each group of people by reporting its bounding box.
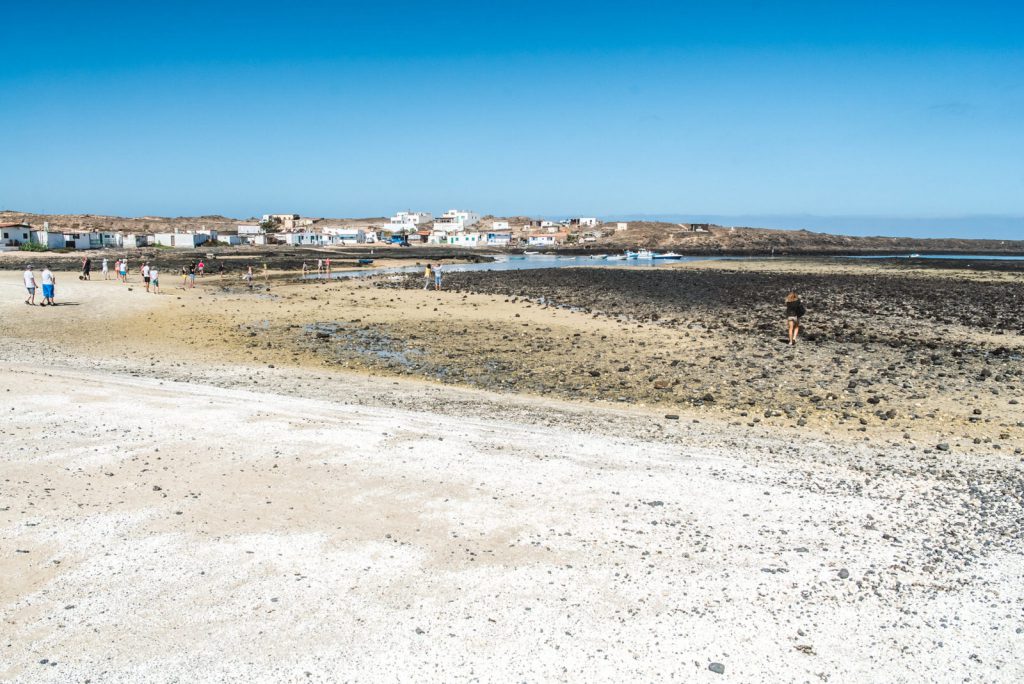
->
[302,259,332,276]
[22,265,56,306]
[422,263,443,290]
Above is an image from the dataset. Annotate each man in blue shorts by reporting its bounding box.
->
[40,265,56,306]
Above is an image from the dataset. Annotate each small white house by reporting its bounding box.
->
[1,223,32,248]
[491,220,510,231]
[573,217,600,228]
[484,231,512,246]
[221,235,242,246]
[155,232,207,249]
[448,232,481,247]
[389,211,434,229]
[326,229,366,245]
[62,233,94,250]
[527,233,566,247]
[31,231,66,249]
[281,231,328,246]
[615,222,629,232]
[122,233,153,248]
[435,209,480,231]
[238,224,265,235]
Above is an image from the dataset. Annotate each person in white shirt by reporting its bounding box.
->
[23,265,36,305]
[142,262,151,292]
[149,266,160,294]
[40,265,56,306]
[102,258,109,280]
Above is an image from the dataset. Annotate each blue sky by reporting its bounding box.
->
[3,0,1023,238]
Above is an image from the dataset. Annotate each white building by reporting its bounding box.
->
[221,235,242,246]
[281,231,329,246]
[389,211,434,230]
[447,232,481,247]
[615,222,629,232]
[238,224,265,235]
[527,233,566,247]
[62,233,94,250]
[434,209,480,231]
[195,228,219,243]
[154,232,207,249]
[575,217,600,228]
[324,228,366,245]
[30,231,66,250]
[483,231,512,246]
[121,233,153,248]
[1,223,32,248]
[491,220,510,231]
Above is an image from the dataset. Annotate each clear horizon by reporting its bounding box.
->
[3,1,1022,239]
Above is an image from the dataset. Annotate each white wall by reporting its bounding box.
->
[155,233,202,248]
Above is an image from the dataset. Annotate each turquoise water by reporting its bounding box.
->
[305,252,1024,280]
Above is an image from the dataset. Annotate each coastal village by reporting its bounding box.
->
[1,209,710,252]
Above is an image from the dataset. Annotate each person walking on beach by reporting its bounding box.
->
[302,261,309,276]
[197,260,205,277]
[422,263,432,290]
[142,262,151,292]
[23,265,37,305]
[433,263,442,290]
[188,261,197,288]
[102,257,109,280]
[120,258,128,283]
[40,265,56,306]
[325,258,331,276]
[244,264,254,289]
[316,259,323,275]
[149,265,160,293]
[81,257,92,281]
[785,291,806,346]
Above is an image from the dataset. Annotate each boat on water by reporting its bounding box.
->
[523,250,540,255]
[909,253,921,258]
[606,254,628,261]
[652,252,683,259]
[590,254,608,259]
[633,249,655,259]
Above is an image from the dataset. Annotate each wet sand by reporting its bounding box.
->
[2,262,1023,681]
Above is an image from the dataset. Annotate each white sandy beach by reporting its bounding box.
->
[1,274,1022,682]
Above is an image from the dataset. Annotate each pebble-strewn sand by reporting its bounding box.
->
[2,268,1022,682]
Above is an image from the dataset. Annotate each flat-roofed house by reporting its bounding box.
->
[527,232,567,247]
[434,209,480,232]
[31,231,66,249]
[154,232,208,248]
[447,232,481,247]
[1,223,32,248]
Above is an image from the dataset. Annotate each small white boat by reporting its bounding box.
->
[634,249,655,259]
[523,250,539,255]
[909,253,921,258]
[590,254,608,259]
[605,254,627,261]
[653,252,683,259]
